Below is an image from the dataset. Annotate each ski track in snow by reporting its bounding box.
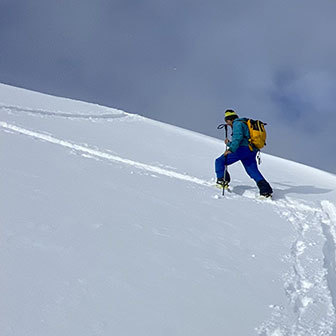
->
[0,121,210,187]
[2,119,336,336]
[0,104,128,120]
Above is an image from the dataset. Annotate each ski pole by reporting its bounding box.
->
[223,124,228,196]
[217,123,229,196]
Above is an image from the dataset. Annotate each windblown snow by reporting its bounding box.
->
[1,83,336,336]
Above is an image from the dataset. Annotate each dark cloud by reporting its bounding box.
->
[1,0,336,173]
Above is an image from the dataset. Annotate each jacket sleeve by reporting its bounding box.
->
[227,122,244,153]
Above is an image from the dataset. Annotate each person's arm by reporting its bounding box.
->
[227,122,244,153]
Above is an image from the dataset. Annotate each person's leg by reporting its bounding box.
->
[215,152,241,181]
[241,151,273,195]
[241,154,265,182]
[215,155,228,180]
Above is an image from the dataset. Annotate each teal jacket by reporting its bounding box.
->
[227,118,252,153]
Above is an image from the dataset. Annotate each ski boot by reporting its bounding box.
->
[216,178,230,190]
[257,180,273,199]
[259,192,273,200]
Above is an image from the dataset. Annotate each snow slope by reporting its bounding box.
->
[1,83,336,336]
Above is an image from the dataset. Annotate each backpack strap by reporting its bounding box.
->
[237,119,255,152]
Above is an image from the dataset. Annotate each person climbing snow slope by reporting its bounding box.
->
[215,109,273,198]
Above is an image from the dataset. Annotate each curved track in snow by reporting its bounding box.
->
[258,199,336,335]
[0,104,128,120]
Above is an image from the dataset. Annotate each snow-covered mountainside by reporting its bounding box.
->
[1,83,336,336]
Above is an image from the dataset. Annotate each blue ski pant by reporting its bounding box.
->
[215,146,265,183]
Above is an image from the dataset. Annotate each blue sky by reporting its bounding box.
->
[1,0,336,173]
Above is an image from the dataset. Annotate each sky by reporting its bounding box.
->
[1,0,336,174]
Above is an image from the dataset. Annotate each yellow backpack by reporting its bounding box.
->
[243,119,267,151]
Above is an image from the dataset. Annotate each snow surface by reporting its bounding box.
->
[1,83,336,335]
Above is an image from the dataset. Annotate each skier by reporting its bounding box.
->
[215,109,273,198]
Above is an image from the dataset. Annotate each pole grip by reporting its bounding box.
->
[224,124,228,139]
